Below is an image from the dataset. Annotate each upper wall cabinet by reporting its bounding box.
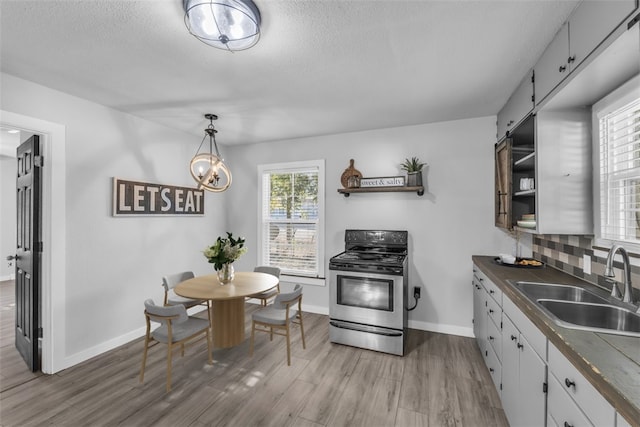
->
[497,70,534,141]
[495,110,593,234]
[535,0,638,105]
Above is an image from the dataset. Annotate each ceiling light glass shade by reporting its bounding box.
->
[190,114,232,192]
[183,0,261,51]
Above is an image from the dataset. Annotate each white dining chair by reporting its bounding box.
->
[249,284,306,366]
[139,299,212,392]
[247,266,281,306]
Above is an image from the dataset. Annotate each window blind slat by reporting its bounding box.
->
[599,97,640,241]
[261,167,320,276]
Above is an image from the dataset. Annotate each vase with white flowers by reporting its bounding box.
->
[203,232,247,284]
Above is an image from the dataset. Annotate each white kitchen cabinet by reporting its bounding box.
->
[547,373,594,427]
[485,343,502,396]
[472,269,487,357]
[534,23,570,105]
[617,412,633,427]
[501,310,547,427]
[548,341,616,427]
[472,265,502,396]
[535,0,637,105]
[503,109,592,235]
[568,0,637,74]
[487,310,502,362]
[497,70,534,141]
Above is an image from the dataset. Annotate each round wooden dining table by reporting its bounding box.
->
[174,272,278,348]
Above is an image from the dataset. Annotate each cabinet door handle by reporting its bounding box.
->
[567,55,576,63]
[489,335,494,341]
[510,335,517,341]
[517,343,524,350]
[565,378,576,388]
[564,422,573,427]
[489,309,494,314]
[489,290,495,294]
[559,65,567,72]
[489,368,494,373]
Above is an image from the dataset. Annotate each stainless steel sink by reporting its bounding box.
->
[510,281,640,337]
[514,281,608,304]
[537,300,640,337]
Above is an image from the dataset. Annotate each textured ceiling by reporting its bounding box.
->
[0,0,580,145]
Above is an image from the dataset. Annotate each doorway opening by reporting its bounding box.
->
[0,110,67,374]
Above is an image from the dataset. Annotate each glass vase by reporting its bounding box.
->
[217,263,234,284]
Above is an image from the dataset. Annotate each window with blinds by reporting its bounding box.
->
[258,160,324,277]
[598,96,640,243]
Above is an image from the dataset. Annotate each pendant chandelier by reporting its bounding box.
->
[190,114,232,192]
[183,0,261,52]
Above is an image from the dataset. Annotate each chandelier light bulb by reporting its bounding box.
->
[189,114,232,192]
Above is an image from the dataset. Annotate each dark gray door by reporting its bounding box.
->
[14,135,42,371]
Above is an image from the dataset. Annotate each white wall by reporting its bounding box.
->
[0,70,517,371]
[1,73,228,368]
[0,155,17,280]
[227,117,515,336]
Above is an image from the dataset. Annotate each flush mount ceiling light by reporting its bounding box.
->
[183,0,261,51]
[190,114,232,192]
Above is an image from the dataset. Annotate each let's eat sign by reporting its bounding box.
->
[112,178,205,216]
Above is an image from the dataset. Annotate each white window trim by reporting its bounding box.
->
[257,160,326,286]
[592,73,640,254]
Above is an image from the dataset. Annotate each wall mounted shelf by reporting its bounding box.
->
[338,186,424,197]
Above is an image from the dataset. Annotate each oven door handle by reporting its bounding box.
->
[329,321,403,337]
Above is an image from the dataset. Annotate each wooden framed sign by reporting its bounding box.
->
[112,178,205,216]
[359,176,405,188]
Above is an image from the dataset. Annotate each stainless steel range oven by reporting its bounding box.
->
[329,230,408,356]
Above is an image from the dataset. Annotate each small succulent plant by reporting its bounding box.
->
[400,157,426,173]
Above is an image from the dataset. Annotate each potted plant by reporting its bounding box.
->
[401,157,426,187]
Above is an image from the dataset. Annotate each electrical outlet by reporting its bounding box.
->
[414,287,421,298]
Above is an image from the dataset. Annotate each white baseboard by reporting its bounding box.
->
[249,298,470,336]
[0,274,15,281]
[60,325,147,372]
[57,307,468,372]
[408,319,474,338]
[58,306,211,371]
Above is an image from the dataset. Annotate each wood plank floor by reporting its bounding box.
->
[0,280,508,426]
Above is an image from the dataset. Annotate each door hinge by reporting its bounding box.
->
[36,241,44,252]
[542,382,548,393]
[531,94,535,103]
[34,155,44,167]
[38,327,43,338]
[500,321,503,329]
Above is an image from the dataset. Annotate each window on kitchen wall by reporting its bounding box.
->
[258,160,325,281]
[594,74,640,249]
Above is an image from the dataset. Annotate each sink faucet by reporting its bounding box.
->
[604,245,636,305]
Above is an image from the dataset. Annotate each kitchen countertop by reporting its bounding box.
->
[472,255,640,425]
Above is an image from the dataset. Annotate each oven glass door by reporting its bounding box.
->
[330,270,404,329]
[337,276,393,311]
